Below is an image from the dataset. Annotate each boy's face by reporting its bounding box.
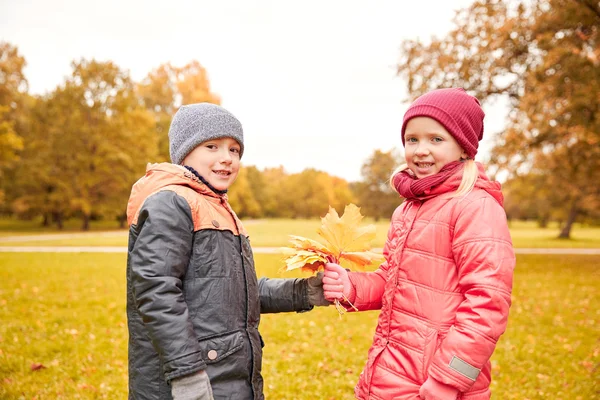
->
[182,137,241,191]
[403,117,467,179]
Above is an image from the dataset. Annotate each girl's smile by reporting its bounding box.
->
[413,162,435,176]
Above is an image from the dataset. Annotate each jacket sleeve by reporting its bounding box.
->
[346,211,398,311]
[129,190,206,382]
[258,277,313,313]
[347,263,388,311]
[427,196,515,392]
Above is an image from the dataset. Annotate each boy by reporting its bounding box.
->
[126,103,328,400]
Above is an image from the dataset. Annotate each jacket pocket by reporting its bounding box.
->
[198,330,245,364]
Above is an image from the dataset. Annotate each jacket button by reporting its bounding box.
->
[207,350,218,360]
[211,220,220,228]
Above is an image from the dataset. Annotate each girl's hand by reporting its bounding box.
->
[419,377,459,400]
[322,263,352,302]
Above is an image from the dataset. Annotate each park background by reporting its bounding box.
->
[0,0,599,398]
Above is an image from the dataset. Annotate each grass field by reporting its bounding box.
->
[1,219,600,249]
[0,251,598,399]
[0,219,124,235]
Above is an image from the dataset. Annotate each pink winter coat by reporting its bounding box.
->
[348,165,515,400]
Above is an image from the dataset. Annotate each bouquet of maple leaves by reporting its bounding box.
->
[281,204,383,313]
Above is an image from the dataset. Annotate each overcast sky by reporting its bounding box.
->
[0,0,508,182]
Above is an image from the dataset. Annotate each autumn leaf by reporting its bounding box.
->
[317,204,377,254]
[281,204,383,273]
[280,249,328,272]
[30,363,46,371]
[340,251,383,271]
[286,235,331,254]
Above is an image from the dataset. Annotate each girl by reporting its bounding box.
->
[323,88,515,400]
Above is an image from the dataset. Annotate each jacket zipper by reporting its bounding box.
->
[224,197,256,399]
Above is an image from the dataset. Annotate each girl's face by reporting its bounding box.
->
[182,137,241,191]
[404,117,467,179]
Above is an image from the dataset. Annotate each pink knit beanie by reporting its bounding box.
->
[401,88,485,159]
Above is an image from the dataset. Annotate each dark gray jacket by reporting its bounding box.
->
[126,163,312,400]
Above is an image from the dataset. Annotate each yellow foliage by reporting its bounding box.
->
[281,204,383,272]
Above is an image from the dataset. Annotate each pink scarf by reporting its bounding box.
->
[392,160,464,200]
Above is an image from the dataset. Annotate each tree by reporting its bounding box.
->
[230,165,284,219]
[0,42,27,207]
[11,59,157,229]
[276,169,354,219]
[0,42,28,116]
[228,166,262,218]
[244,165,275,218]
[0,107,23,177]
[137,61,220,161]
[260,166,289,217]
[354,149,403,221]
[9,96,72,227]
[328,175,356,216]
[397,0,600,238]
[502,169,557,226]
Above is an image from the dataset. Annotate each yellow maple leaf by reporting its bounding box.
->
[317,204,377,255]
[281,204,383,272]
[340,251,382,271]
[287,235,330,254]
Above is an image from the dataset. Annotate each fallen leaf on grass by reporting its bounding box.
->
[30,363,46,371]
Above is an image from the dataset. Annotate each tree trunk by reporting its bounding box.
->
[119,214,127,229]
[82,214,90,231]
[42,213,50,227]
[558,203,578,239]
[53,212,63,230]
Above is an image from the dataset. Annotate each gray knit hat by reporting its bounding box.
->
[168,103,244,164]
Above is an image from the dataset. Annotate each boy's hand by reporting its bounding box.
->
[322,263,353,302]
[306,272,331,306]
[171,370,214,400]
